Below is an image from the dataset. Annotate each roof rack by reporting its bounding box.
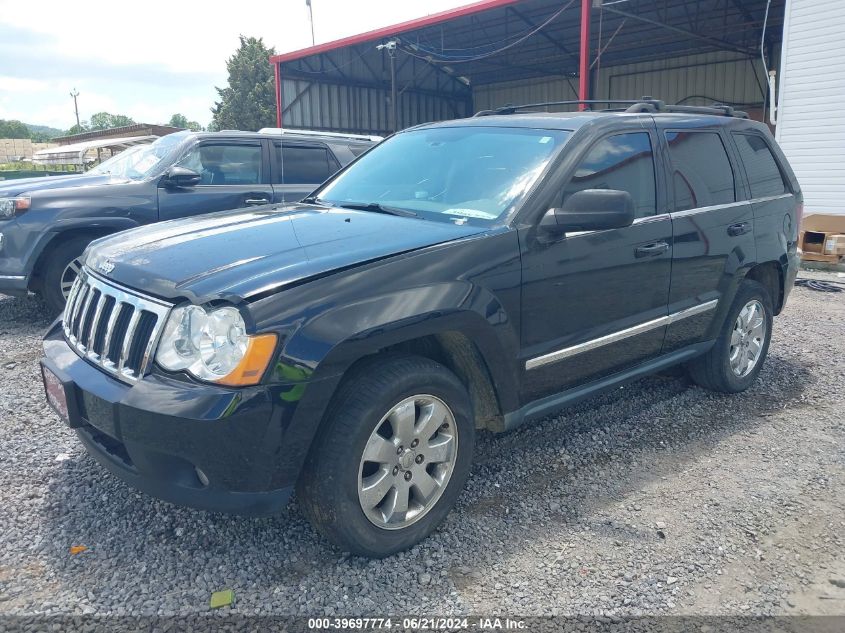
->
[473,97,748,119]
[258,127,384,142]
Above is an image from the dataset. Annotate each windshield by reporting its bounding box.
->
[315,126,571,224]
[88,132,188,180]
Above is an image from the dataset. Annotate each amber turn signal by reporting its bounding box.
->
[215,333,278,387]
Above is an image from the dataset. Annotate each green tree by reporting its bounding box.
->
[66,121,90,135]
[89,112,135,130]
[168,113,189,128]
[211,35,277,131]
[168,113,203,131]
[0,119,30,138]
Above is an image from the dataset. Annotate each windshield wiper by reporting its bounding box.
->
[334,201,418,217]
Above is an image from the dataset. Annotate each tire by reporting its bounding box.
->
[688,279,773,393]
[41,236,92,315]
[297,354,474,557]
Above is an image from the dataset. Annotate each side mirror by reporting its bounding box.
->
[162,166,201,188]
[541,189,635,234]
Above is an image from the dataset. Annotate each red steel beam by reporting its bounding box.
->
[578,0,591,110]
[274,62,282,127]
[268,0,522,64]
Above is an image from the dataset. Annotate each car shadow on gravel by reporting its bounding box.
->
[0,294,54,331]
[32,351,812,614]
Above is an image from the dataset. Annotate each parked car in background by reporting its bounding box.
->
[41,100,800,557]
[0,129,378,312]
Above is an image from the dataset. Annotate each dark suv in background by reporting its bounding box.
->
[41,99,801,557]
[0,128,378,311]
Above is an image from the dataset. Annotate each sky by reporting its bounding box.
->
[0,0,464,131]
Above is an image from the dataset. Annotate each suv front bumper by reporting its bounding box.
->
[42,323,296,516]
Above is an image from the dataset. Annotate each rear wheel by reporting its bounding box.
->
[688,279,773,393]
[41,236,92,315]
[297,354,474,557]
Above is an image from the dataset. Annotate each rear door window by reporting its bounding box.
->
[665,131,735,211]
[732,133,788,198]
[276,144,340,184]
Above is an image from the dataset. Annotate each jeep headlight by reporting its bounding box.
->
[0,197,30,219]
[156,305,276,386]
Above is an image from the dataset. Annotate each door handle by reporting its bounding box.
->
[245,198,270,205]
[728,222,751,236]
[635,241,669,258]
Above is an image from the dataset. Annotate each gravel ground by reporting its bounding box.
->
[0,279,843,619]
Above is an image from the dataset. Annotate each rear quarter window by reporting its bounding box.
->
[348,144,371,157]
[732,133,788,198]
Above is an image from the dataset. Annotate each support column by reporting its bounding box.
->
[274,62,282,127]
[578,0,592,110]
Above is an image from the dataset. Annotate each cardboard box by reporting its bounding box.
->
[799,214,845,263]
[824,234,845,256]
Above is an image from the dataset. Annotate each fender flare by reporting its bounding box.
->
[28,218,142,277]
[277,282,519,406]
[270,283,520,482]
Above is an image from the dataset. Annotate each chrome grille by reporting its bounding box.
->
[62,269,171,383]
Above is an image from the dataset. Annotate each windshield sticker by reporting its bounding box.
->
[446,208,499,219]
[539,136,553,144]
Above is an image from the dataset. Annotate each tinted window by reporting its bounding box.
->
[665,131,735,210]
[732,133,788,198]
[278,145,338,184]
[563,132,656,218]
[178,144,262,185]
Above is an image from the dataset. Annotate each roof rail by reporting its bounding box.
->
[473,99,664,116]
[626,102,749,118]
[258,127,384,142]
[474,97,748,119]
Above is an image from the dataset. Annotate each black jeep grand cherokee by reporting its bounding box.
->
[41,101,801,557]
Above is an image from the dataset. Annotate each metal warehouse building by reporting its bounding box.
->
[270,0,844,215]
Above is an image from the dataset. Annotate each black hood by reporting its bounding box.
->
[85,204,486,303]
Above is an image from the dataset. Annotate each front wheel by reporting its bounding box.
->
[688,279,773,393]
[41,236,92,315]
[297,354,474,557]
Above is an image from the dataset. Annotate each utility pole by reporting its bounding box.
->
[69,88,80,129]
[306,0,315,46]
[377,41,398,132]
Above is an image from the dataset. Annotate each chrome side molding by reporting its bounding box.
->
[525,299,718,370]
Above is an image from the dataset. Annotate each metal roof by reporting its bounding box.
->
[32,136,156,165]
[271,0,786,87]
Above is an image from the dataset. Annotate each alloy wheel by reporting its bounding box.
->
[357,394,458,530]
[60,257,83,300]
[729,299,766,377]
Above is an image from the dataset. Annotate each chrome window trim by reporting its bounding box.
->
[747,193,792,204]
[525,299,718,370]
[633,212,671,225]
[669,194,791,219]
[670,200,747,218]
[562,213,671,238]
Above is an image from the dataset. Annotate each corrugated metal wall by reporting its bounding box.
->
[473,51,770,112]
[281,77,470,135]
[279,45,473,135]
[776,0,845,215]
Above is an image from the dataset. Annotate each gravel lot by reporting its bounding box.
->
[0,279,843,619]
